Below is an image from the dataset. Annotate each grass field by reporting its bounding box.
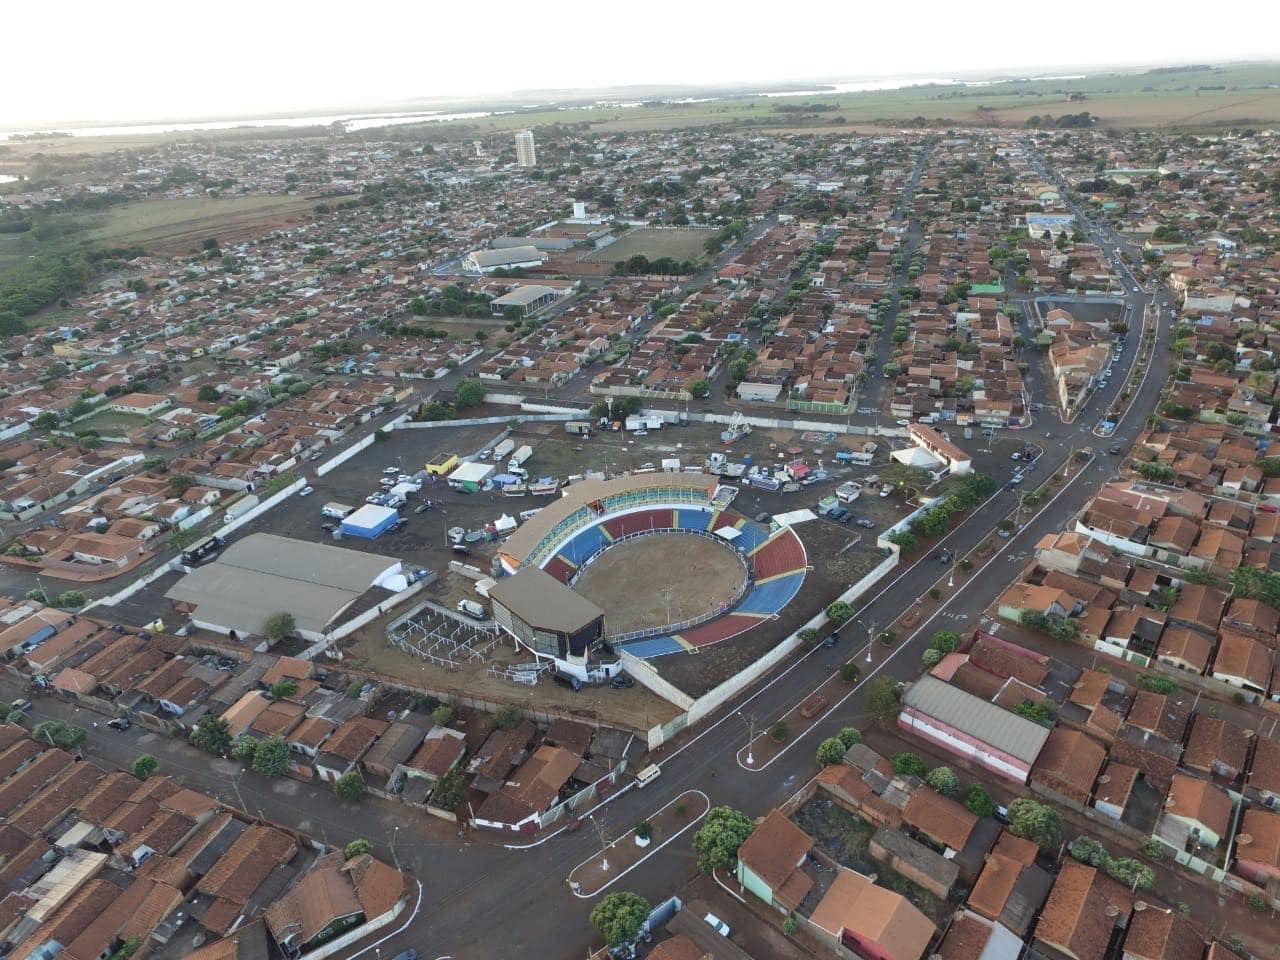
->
[584,226,716,263]
[82,195,340,254]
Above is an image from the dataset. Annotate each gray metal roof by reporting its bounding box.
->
[165,533,400,636]
[491,285,557,306]
[469,246,545,268]
[902,675,1050,764]
[488,567,604,634]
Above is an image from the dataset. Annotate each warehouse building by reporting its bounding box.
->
[164,533,404,641]
[899,675,1050,783]
[489,285,561,318]
[466,246,547,274]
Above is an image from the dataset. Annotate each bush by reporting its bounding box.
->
[495,704,522,730]
[891,752,927,778]
[930,631,961,653]
[54,590,87,609]
[837,727,862,749]
[1136,673,1178,695]
[131,754,159,780]
[770,721,788,742]
[431,704,455,727]
[926,766,959,797]
[431,767,467,811]
[816,738,847,766]
[965,784,996,818]
[799,628,823,649]
[251,735,290,777]
[231,735,258,763]
[921,648,943,668]
[840,662,861,683]
[261,612,296,643]
[1070,835,1110,868]
[32,720,87,750]
[1245,892,1267,913]
[826,601,853,625]
[879,629,897,647]
[269,680,299,700]
[783,917,798,936]
[345,838,373,859]
[1140,838,1167,861]
[334,771,365,802]
[634,820,653,841]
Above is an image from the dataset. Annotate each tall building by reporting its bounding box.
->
[515,130,537,168]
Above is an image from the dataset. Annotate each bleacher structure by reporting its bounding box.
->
[490,472,810,663]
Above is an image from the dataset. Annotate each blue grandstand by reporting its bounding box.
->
[674,508,712,532]
[733,572,805,617]
[557,523,610,566]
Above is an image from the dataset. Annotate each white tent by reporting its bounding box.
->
[494,514,517,534]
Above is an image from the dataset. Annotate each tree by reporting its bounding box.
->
[431,766,467,811]
[1007,797,1064,849]
[826,601,853,625]
[495,704,522,730]
[926,766,959,797]
[132,754,159,780]
[839,662,860,683]
[190,715,232,755]
[344,838,373,859]
[454,379,486,410]
[692,806,754,873]
[837,726,862,749]
[54,591,86,609]
[33,411,59,429]
[334,771,365,802]
[270,680,299,700]
[864,675,902,723]
[1069,835,1110,867]
[689,379,710,399]
[431,704,455,727]
[252,735,290,777]
[921,648,943,668]
[816,737,847,766]
[892,752,927,778]
[32,720,87,750]
[930,631,961,653]
[231,734,258,763]
[261,612,296,643]
[590,891,650,949]
[197,384,220,403]
[965,784,996,818]
[167,474,196,496]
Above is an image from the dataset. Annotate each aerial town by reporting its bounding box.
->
[1,31,1280,960]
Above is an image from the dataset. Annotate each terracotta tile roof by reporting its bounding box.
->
[264,851,360,945]
[1033,728,1106,799]
[196,824,297,905]
[938,914,994,960]
[968,853,1023,921]
[1123,907,1203,960]
[1034,860,1117,960]
[993,830,1039,865]
[1236,807,1280,870]
[1166,774,1232,839]
[808,868,936,960]
[902,789,978,852]
[345,852,405,918]
[1248,737,1280,796]
[324,716,389,762]
[737,809,813,906]
[1183,714,1248,774]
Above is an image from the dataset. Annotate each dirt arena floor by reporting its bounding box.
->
[573,533,747,635]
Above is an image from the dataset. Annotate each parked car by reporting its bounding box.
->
[299,486,314,497]
[822,632,839,648]
[609,674,635,689]
[107,717,131,731]
[704,914,731,937]
[388,519,407,533]
[414,501,433,514]
[308,452,322,462]
[1108,447,1122,456]
[937,550,951,564]
[10,699,31,713]
[392,951,419,960]
[553,673,582,692]
[854,518,876,529]
[382,466,399,475]
[1010,452,1021,461]
[878,484,894,498]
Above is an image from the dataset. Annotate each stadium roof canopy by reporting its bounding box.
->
[165,533,400,637]
[488,567,605,635]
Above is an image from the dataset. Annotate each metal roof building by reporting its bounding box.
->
[165,533,401,640]
[488,567,605,665]
[899,675,1050,783]
[466,245,546,273]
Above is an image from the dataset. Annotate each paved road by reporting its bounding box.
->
[7,147,1178,960]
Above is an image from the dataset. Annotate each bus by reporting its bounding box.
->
[182,535,225,566]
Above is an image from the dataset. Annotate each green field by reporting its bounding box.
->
[82,194,340,254]
[584,226,716,263]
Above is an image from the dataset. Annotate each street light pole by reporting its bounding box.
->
[866,620,876,665]
[739,711,756,767]
[588,814,610,872]
[390,825,401,871]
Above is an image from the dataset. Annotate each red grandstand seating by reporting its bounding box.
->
[543,555,575,584]
[678,614,765,648]
[750,529,807,581]
[601,508,671,540]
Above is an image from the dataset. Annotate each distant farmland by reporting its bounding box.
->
[84,194,351,255]
[583,226,716,264]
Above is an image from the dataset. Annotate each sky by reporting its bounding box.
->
[5,0,1279,128]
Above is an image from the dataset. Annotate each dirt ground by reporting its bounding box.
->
[574,533,746,635]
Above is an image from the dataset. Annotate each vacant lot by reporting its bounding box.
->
[583,227,715,264]
[83,195,346,254]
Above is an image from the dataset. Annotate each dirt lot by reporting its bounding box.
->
[575,533,747,634]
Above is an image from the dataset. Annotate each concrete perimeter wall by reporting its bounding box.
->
[213,478,307,539]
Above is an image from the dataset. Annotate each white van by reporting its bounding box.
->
[457,599,486,620]
[635,763,661,788]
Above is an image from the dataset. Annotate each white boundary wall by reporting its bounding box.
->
[213,479,307,538]
[295,899,407,960]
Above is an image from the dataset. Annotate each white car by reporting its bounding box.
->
[382,466,399,475]
[879,484,895,498]
[896,419,910,426]
[398,474,413,483]
[704,914,731,937]
[299,486,314,497]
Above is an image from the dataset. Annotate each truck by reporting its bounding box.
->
[322,502,355,520]
[492,438,515,462]
[426,453,459,476]
[624,415,664,433]
[507,444,533,473]
[749,473,781,492]
[836,481,862,503]
[706,453,746,478]
[564,421,592,436]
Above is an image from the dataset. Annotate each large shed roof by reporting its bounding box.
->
[165,533,400,636]
[488,567,604,634]
[903,675,1050,764]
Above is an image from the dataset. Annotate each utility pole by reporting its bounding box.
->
[738,711,757,767]
[866,619,876,664]
[588,813,610,872]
